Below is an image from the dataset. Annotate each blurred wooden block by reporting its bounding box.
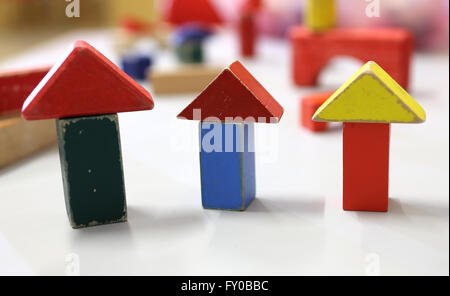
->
[305,0,336,31]
[0,114,56,168]
[289,27,413,89]
[151,66,221,94]
[301,92,333,132]
[0,66,50,117]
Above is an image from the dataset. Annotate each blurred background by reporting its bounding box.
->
[0,0,448,61]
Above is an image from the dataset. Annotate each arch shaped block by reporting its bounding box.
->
[289,26,413,89]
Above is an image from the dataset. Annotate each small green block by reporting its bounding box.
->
[56,114,127,229]
[176,41,204,64]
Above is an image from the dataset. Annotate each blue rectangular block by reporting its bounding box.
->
[199,122,256,211]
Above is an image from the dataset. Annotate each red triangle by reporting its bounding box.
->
[177,61,284,123]
[166,0,223,26]
[22,41,154,120]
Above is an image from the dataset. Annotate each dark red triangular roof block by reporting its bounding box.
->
[177,61,284,123]
[166,0,223,26]
[0,66,50,116]
[22,41,154,120]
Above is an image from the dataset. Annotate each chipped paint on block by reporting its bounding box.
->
[56,114,127,229]
[199,122,256,211]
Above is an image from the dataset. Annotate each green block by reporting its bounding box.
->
[56,114,127,229]
[176,41,204,64]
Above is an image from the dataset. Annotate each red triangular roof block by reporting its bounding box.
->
[177,61,284,123]
[22,41,154,120]
[166,0,223,26]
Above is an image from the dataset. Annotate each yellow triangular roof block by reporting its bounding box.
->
[313,61,426,123]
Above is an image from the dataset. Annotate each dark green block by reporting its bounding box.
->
[175,41,204,64]
[56,114,127,229]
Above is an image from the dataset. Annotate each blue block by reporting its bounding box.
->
[199,122,256,211]
[121,54,153,80]
[173,23,212,47]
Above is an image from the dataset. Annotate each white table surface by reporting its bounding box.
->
[0,29,448,276]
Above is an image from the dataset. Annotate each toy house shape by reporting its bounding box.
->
[22,41,154,228]
[178,61,284,211]
[313,61,425,212]
[166,0,223,26]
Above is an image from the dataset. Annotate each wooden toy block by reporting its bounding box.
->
[239,11,257,58]
[166,0,223,26]
[56,114,126,228]
[178,61,283,211]
[313,61,425,212]
[176,41,204,64]
[300,91,333,132]
[121,53,153,80]
[0,66,50,116]
[22,41,153,121]
[305,0,336,31]
[173,23,212,64]
[22,40,154,228]
[150,66,222,95]
[0,114,56,168]
[178,61,284,122]
[200,122,256,210]
[238,0,262,58]
[343,123,390,212]
[289,26,413,89]
[313,62,425,123]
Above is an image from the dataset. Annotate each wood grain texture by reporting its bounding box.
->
[289,26,413,89]
[313,61,426,123]
[22,40,154,120]
[0,114,56,168]
[199,122,255,211]
[343,123,390,212]
[151,65,221,94]
[178,61,284,123]
[0,66,50,116]
[56,114,127,228]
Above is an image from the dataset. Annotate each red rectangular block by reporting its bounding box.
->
[300,92,333,132]
[0,66,50,116]
[343,123,390,212]
[239,12,256,57]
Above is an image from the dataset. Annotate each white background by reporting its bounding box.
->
[0,29,448,276]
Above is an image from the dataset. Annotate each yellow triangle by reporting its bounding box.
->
[313,61,426,123]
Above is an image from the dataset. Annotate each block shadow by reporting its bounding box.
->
[246,195,325,216]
